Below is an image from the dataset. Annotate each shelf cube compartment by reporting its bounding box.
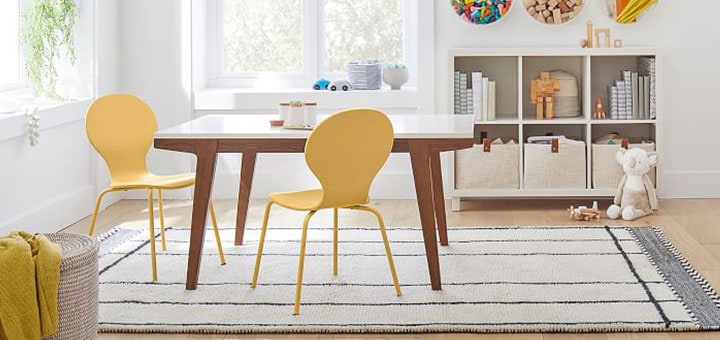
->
[522,56,586,121]
[453,56,519,120]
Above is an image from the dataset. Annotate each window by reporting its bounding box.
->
[0,0,22,91]
[210,0,411,88]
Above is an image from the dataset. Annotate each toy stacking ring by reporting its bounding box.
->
[451,0,513,26]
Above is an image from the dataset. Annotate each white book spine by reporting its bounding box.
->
[459,73,467,115]
[482,77,489,121]
[609,86,618,119]
[453,71,461,115]
[471,72,483,121]
[632,72,639,119]
[488,80,496,121]
[643,76,651,119]
[616,80,626,120]
[639,76,645,120]
[466,89,474,115]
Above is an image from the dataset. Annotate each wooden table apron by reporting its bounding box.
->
[154,137,473,291]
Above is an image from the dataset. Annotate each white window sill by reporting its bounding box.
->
[194,87,418,111]
[0,98,91,143]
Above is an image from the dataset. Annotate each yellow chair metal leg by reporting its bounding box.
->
[147,189,158,282]
[333,207,338,276]
[294,210,316,315]
[350,206,402,296]
[251,200,274,288]
[157,189,167,251]
[209,201,226,265]
[88,188,114,236]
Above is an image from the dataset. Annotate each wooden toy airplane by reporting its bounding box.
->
[569,201,601,221]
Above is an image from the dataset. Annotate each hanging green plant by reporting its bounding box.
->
[23,0,78,99]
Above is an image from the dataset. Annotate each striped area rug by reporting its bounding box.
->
[97,225,720,334]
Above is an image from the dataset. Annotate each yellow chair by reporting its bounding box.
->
[85,94,226,282]
[251,108,402,315]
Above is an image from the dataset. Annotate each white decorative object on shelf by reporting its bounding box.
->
[26,105,40,147]
[448,47,660,211]
[383,62,409,90]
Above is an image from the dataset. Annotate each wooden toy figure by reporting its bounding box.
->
[593,95,606,119]
[530,72,560,119]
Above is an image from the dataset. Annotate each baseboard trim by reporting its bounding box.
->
[0,185,98,235]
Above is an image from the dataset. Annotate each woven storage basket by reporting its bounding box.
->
[524,142,586,189]
[44,233,98,340]
[455,144,519,189]
[592,142,656,189]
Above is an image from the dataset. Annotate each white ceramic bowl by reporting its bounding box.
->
[382,68,409,90]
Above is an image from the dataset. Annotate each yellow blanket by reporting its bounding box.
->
[0,231,61,340]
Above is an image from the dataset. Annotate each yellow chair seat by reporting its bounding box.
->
[111,173,195,190]
[269,189,324,211]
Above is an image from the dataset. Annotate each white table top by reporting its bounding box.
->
[155,114,474,139]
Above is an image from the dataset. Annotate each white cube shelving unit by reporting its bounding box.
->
[449,48,660,211]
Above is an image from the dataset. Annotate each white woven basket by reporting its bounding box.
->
[44,233,98,340]
[592,142,656,189]
[455,144,520,189]
[524,142,586,189]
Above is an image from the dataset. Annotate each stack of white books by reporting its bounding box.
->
[347,61,381,90]
[453,71,496,122]
[607,65,654,120]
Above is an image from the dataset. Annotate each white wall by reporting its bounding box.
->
[118,0,195,199]
[435,1,720,197]
[114,1,720,200]
[0,0,120,234]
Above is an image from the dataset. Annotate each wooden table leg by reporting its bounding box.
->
[430,152,449,246]
[235,152,257,245]
[186,140,219,290]
[408,140,442,290]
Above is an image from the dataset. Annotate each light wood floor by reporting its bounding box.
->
[64,198,720,340]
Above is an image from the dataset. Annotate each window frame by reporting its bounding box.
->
[0,0,28,93]
[206,0,415,89]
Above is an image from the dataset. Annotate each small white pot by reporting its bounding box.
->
[382,68,409,90]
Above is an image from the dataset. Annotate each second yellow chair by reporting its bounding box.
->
[85,94,226,282]
[251,108,402,315]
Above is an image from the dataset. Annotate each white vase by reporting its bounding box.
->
[382,68,409,90]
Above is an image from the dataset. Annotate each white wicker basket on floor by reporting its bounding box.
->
[592,142,656,189]
[524,142,586,189]
[455,144,520,189]
[44,233,98,340]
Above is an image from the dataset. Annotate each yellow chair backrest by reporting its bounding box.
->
[85,94,156,181]
[305,108,394,209]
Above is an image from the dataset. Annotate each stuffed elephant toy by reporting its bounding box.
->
[607,148,658,221]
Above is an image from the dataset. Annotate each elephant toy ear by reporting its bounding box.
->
[615,148,627,165]
[648,152,658,167]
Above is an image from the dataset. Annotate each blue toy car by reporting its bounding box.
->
[312,78,331,90]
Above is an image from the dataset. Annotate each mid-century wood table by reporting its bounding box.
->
[154,114,474,290]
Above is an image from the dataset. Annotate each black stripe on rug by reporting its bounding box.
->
[98,280,667,287]
[605,226,671,328]
[99,299,682,307]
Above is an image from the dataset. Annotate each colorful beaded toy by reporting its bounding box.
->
[452,0,512,26]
